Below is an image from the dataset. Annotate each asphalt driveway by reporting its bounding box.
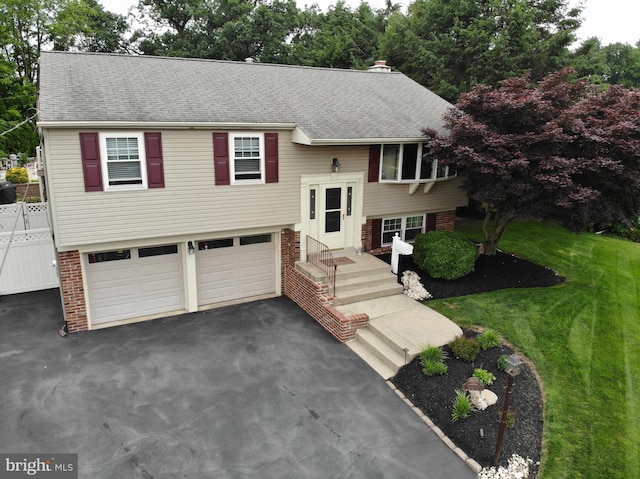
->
[1,289,475,478]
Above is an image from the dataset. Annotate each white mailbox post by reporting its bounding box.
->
[391,233,413,274]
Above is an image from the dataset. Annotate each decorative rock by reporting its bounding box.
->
[469,389,499,410]
[462,377,485,392]
[401,270,433,301]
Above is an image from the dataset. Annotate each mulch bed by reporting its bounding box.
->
[380,250,565,476]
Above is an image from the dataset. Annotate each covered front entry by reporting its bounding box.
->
[86,244,185,326]
[196,233,276,306]
[302,173,364,251]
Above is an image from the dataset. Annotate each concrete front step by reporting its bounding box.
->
[336,271,400,293]
[333,282,404,306]
[353,328,407,373]
[346,339,397,379]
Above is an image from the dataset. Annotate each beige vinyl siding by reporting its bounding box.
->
[44,130,467,248]
[45,129,303,248]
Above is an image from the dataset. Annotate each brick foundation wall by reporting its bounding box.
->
[58,250,88,333]
[435,210,456,231]
[283,266,368,342]
[280,228,300,293]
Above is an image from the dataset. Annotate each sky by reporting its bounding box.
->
[103,0,640,47]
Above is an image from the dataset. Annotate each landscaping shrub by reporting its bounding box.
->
[449,336,481,361]
[6,167,29,184]
[451,389,474,421]
[478,329,501,350]
[420,345,448,376]
[412,231,479,280]
[473,368,496,386]
[497,354,510,372]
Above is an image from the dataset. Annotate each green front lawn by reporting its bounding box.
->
[429,219,640,479]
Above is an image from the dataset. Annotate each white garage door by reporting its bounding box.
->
[197,234,275,306]
[86,244,184,325]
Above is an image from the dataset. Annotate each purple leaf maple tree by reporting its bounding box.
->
[424,68,640,255]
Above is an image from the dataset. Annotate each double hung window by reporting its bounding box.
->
[381,214,426,245]
[230,133,264,183]
[100,133,147,189]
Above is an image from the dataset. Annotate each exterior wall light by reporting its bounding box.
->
[331,157,340,172]
[188,241,195,255]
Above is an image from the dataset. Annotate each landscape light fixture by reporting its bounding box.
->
[493,354,523,466]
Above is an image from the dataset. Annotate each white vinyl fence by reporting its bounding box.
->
[0,203,59,295]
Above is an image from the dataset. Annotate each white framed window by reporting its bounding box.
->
[379,143,453,182]
[230,132,265,183]
[99,133,147,190]
[382,214,426,245]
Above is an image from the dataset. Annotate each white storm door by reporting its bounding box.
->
[319,184,347,249]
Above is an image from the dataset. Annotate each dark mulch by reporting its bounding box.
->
[382,250,564,476]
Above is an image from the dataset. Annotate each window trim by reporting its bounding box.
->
[229,132,265,184]
[381,214,426,246]
[378,143,454,183]
[99,132,148,191]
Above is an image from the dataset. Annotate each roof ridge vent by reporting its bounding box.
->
[367,60,392,73]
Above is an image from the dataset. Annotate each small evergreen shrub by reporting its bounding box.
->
[451,389,474,421]
[6,167,29,184]
[497,354,510,372]
[478,329,501,350]
[473,368,496,386]
[412,231,479,280]
[449,336,481,362]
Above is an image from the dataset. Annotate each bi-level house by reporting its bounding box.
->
[37,52,466,335]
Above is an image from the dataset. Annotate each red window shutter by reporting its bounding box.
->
[368,144,381,182]
[144,132,165,188]
[426,213,437,232]
[79,132,103,192]
[265,132,279,183]
[213,132,230,186]
[371,218,382,250]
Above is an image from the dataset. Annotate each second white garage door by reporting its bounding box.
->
[196,234,275,306]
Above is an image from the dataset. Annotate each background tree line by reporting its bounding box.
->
[1,0,639,156]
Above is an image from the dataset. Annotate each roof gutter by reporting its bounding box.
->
[37,121,298,130]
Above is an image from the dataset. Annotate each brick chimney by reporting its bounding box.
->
[367,60,392,73]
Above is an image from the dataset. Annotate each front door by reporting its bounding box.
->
[302,173,363,253]
[320,184,347,249]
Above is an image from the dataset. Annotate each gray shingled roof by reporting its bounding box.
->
[38,51,453,142]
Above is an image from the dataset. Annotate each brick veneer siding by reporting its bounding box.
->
[435,210,456,231]
[58,250,89,333]
[283,266,368,342]
[280,228,300,292]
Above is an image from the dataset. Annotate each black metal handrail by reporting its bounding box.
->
[306,235,337,296]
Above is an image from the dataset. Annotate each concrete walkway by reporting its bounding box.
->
[1,289,476,478]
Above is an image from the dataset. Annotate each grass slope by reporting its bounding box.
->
[428,219,640,479]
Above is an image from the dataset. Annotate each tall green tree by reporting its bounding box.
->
[381,0,581,102]
[424,69,640,254]
[291,1,395,69]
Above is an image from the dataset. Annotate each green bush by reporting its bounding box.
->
[451,389,474,421]
[6,167,29,184]
[420,345,448,364]
[449,336,481,362]
[478,329,501,350]
[420,346,448,376]
[412,231,479,280]
[422,360,448,376]
[473,368,496,386]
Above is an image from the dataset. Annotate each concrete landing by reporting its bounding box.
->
[338,295,463,379]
